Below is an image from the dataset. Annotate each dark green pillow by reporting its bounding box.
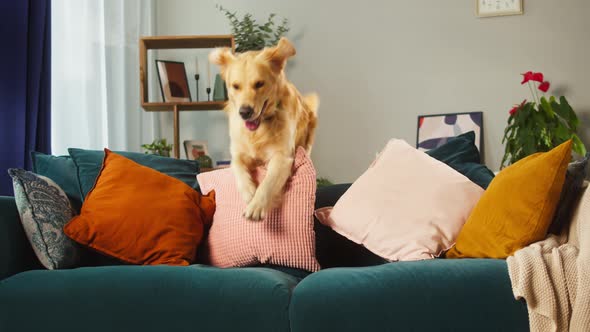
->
[426,131,495,189]
[31,152,83,212]
[68,148,200,199]
[426,131,481,164]
[447,161,495,189]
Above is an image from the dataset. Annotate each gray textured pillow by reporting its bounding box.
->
[8,169,80,269]
[548,153,590,235]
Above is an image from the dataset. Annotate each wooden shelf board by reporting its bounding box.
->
[141,35,234,50]
[141,101,226,112]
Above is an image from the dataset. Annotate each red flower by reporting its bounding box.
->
[509,99,527,116]
[532,72,544,82]
[538,81,550,92]
[521,71,544,84]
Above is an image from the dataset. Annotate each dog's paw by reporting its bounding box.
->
[243,198,269,221]
[237,181,256,203]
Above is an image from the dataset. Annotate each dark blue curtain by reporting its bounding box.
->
[0,0,51,196]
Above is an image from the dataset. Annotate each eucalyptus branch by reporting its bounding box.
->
[217,5,290,53]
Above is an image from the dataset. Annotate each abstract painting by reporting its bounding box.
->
[417,112,483,155]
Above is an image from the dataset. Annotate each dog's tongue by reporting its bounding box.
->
[245,119,260,131]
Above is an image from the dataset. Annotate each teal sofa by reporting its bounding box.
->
[0,184,529,332]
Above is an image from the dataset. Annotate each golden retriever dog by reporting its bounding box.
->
[209,37,318,221]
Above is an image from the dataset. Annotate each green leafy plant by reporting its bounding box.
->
[217,5,289,53]
[316,177,334,188]
[197,155,213,169]
[502,71,586,168]
[141,139,173,157]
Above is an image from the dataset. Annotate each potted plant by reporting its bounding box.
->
[316,177,334,188]
[141,139,173,157]
[217,5,290,53]
[501,71,586,168]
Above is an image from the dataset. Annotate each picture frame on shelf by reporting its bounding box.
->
[183,140,209,161]
[156,60,192,102]
[416,111,484,157]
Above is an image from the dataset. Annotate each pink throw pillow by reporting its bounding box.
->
[197,147,321,272]
[315,139,484,261]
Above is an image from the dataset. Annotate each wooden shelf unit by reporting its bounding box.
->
[141,101,226,112]
[139,34,235,158]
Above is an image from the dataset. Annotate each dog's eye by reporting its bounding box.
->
[254,81,265,89]
[232,84,240,90]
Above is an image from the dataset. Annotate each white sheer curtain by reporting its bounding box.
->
[51,0,159,155]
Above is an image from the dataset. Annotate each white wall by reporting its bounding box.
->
[154,0,590,183]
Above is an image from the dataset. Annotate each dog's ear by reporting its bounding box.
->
[260,37,296,72]
[209,47,235,77]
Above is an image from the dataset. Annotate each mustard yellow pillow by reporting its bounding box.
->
[446,140,572,259]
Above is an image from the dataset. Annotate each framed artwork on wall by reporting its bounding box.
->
[417,111,484,156]
[476,0,523,18]
[156,60,191,102]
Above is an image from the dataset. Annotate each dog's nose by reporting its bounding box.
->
[239,106,254,120]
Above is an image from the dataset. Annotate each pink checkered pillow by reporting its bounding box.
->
[197,147,321,272]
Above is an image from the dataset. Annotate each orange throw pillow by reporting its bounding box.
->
[446,140,572,259]
[64,149,215,266]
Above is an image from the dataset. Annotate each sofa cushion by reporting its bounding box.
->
[197,147,320,272]
[425,131,480,164]
[68,148,200,199]
[447,140,571,259]
[0,265,299,332]
[31,152,82,212]
[289,259,529,332]
[314,183,385,268]
[425,131,495,189]
[64,150,215,266]
[317,139,484,261]
[8,169,80,269]
[444,161,495,189]
[548,153,589,235]
[0,197,41,281]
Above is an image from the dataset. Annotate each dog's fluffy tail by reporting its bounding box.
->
[302,93,319,155]
[303,93,319,115]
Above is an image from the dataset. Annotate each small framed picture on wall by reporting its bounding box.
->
[156,60,191,102]
[476,0,523,18]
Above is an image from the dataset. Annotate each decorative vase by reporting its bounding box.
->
[213,74,228,101]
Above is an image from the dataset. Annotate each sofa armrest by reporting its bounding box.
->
[0,196,40,280]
